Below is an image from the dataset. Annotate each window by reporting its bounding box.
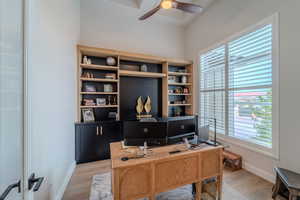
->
[199,16,278,155]
[200,46,226,134]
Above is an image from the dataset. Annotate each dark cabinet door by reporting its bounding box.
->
[75,122,122,164]
[78,124,103,163]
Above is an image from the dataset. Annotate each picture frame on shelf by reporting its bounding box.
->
[82,108,95,122]
[96,98,106,106]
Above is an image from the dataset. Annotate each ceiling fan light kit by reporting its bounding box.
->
[161,0,173,9]
[139,0,203,20]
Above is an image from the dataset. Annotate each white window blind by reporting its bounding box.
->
[200,46,225,134]
[200,24,274,148]
[228,24,272,147]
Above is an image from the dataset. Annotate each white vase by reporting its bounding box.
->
[83,56,88,64]
[181,76,187,83]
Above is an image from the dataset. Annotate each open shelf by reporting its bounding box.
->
[80,77,119,82]
[119,70,166,78]
[80,92,118,95]
[80,105,119,108]
[168,104,192,107]
[168,93,192,96]
[168,72,191,76]
[77,45,194,121]
[168,82,192,86]
[80,64,119,71]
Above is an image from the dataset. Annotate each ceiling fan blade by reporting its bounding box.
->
[174,1,203,13]
[139,4,161,20]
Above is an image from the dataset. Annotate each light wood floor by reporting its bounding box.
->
[63,160,275,200]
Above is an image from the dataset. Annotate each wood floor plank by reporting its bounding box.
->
[63,161,275,200]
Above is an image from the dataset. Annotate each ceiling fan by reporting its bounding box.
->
[139,0,203,20]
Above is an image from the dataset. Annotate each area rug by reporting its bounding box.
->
[89,173,216,200]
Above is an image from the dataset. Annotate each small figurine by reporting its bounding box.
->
[83,56,88,64]
[136,96,144,117]
[144,96,152,115]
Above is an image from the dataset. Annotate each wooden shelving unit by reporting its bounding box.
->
[169,104,192,107]
[168,82,192,86]
[80,105,119,108]
[80,77,118,83]
[77,45,194,122]
[168,72,191,76]
[119,70,166,78]
[80,92,118,95]
[80,64,119,71]
[166,62,194,117]
[168,93,192,96]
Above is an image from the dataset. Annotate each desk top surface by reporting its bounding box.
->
[110,142,223,169]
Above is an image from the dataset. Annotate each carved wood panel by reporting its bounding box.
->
[154,155,199,193]
[119,164,152,200]
[201,149,221,179]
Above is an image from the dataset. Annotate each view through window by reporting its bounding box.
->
[200,24,273,148]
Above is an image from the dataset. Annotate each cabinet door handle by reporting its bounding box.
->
[100,126,103,135]
[96,126,99,136]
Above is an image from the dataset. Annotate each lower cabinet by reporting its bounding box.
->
[75,121,122,164]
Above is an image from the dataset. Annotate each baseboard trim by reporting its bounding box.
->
[54,161,76,200]
[243,161,275,184]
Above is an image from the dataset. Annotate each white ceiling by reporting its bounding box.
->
[110,0,215,26]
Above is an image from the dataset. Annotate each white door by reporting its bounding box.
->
[0,0,24,199]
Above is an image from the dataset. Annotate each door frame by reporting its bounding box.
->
[23,0,32,199]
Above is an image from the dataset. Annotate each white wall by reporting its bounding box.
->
[27,0,80,199]
[185,0,300,181]
[0,0,23,199]
[80,0,185,59]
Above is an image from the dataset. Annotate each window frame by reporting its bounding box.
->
[198,14,279,159]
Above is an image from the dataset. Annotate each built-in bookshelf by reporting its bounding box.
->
[165,63,194,117]
[77,45,194,122]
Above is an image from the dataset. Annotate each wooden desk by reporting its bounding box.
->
[110,142,223,200]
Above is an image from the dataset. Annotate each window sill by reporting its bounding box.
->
[213,133,279,160]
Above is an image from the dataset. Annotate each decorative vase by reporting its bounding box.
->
[106,57,116,66]
[140,64,148,72]
[181,76,187,83]
[83,56,88,64]
[87,59,92,65]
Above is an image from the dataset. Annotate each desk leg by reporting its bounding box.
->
[217,175,223,200]
[195,181,202,200]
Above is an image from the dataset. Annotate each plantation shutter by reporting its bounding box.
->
[200,46,226,134]
[199,24,273,148]
[228,24,273,147]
